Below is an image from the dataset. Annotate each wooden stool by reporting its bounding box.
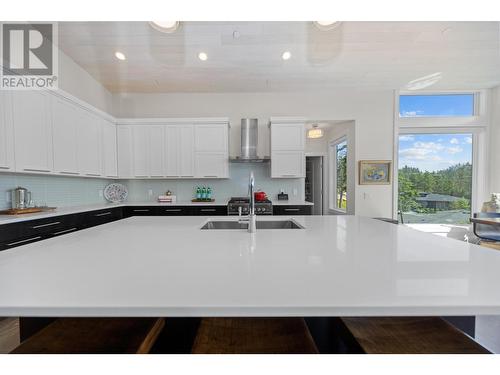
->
[191,318,318,354]
[10,318,165,354]
[339,317,490,354]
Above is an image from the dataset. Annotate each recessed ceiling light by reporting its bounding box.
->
[313,21,342,31]
[282,51,291,60]
[405,72,442,90]
[198,52,208,61]
[114,51,126,61]
[149,21,180,33]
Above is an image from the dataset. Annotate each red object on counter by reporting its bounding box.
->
[254,191,267,202]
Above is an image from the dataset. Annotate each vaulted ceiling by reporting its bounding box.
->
[58,21,500,93]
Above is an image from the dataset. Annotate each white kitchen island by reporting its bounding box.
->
[1,215,500,317]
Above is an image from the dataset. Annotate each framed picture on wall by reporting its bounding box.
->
[359,160,392,185]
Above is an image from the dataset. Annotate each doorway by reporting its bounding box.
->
[305,156,324,215]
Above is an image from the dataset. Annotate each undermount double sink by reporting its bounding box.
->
[201,219,304,230]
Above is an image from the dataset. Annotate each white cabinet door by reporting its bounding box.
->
[117,126,133,178]
[52,96,79,175]
[149,125,164,177]
[194,124,228,152]
[165,126,180,177]
[179,125,195,177]
[102,119,117,177]
[195,153,228,178]
[271,151,305,178]
[12,91,53,173]
[132,126,149,177]
[0,91,14,171]
[77,109,102,176]
[271,123,305,151]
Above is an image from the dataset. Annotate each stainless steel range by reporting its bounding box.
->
[227,197,273,215]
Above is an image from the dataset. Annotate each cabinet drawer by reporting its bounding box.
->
[123,206,158,217]
[157,206,190,216]
[190,206,227,216]
[82,208,123,228]
[273,205,312,215]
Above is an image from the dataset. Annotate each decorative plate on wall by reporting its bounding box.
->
[103,183,128,203]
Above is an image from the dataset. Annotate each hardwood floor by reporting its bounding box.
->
[0,317,20,353]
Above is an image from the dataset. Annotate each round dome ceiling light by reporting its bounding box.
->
[149,21,180,33]
[307,124,324,139]
[114,51,126,61]
[313,21,342,31]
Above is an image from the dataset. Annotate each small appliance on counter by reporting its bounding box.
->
[227,196,273,215]
[0,187,55,215]
[277,191,289,201]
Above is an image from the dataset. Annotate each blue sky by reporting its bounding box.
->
[399,94,474,117]
[399,133,472,172]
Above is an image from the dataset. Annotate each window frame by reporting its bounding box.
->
[329,136,348,213]
[393,90,490,221]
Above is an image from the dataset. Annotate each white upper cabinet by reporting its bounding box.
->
[12,91,53,173]
[165,125,194,178]
[270,120,306,178]
[0,91,14,171]
[52,96,79,175]
[194,124,228,152]
[270,123,305,151]
[132,126,149,177]
[77,108,102,176]
[117,126,133,178]
[149,125,165,177]
[102,119,117,178]
[194,123,229,178]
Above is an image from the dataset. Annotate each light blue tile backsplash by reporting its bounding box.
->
[0,164,303,209]
[0,173,114,209]
[123,163,304,203]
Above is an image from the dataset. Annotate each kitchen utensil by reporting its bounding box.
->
[11,187,31,209]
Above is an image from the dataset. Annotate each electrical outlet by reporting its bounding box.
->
[6,192,11,202]
[293,188,298,196]
[148,189,153,197]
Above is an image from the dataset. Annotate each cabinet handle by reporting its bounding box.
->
[86,173,101,177]
[59,171,80,175]
[6,236,42,246]
[165,209,182,212]
[23,168,51,172]
[280,174,297,177]
[52,227,77,235]
[32,221,61,229]
[203,175,218,178]
[284,208,300,211]
[181,175,194,177]
[94,212,112,217]
[200,209,216,212]
[133,209,150,212]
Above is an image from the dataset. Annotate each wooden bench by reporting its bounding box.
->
[10,318,165,354]
[339,317,490,354]
[191,318,319,354]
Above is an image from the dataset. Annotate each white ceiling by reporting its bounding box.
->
[58,21,500,93]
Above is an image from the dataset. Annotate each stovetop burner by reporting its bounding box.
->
[227,196,273,215]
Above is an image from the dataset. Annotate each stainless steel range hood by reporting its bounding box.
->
[230,118,270,163]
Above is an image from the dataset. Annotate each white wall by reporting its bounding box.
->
[58,50,113,114]
[113,91,395,218]
[490,85,500,193]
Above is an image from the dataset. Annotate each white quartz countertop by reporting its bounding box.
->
[1,215,500,317]
[272,200,314,206]
[0,200,312,224]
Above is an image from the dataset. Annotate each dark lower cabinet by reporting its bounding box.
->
[190,205,227,216]
[273,205,312,215]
